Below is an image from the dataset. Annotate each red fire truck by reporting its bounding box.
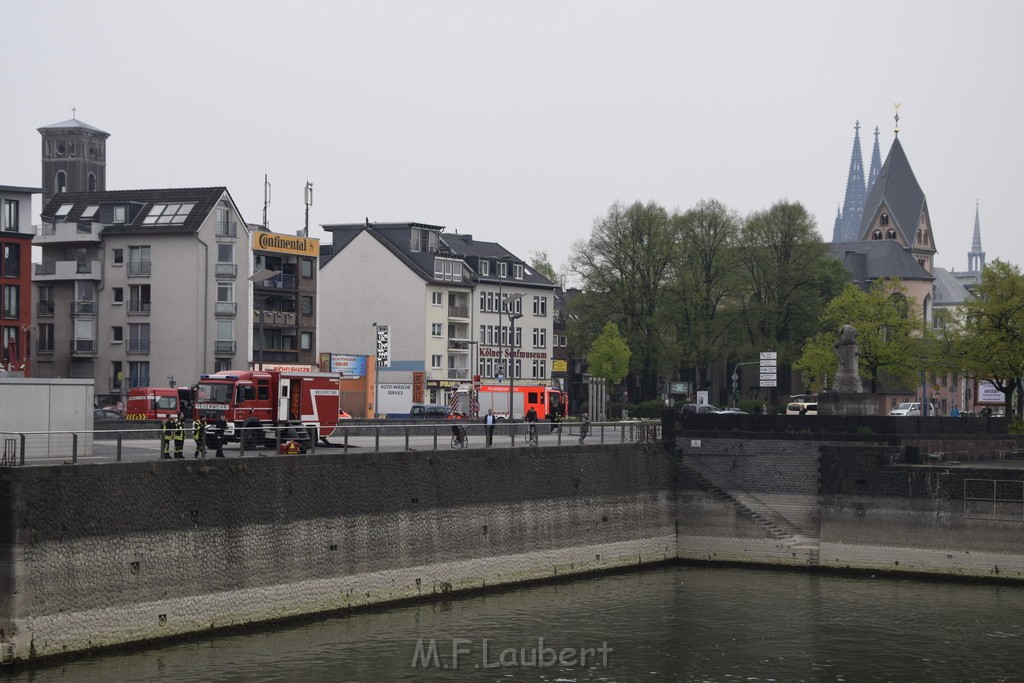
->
[193,370,342,449]
[125,386,192,420]
[451,383,568,421]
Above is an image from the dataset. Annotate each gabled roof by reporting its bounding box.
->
[37,118,110,137]
[443,233,555,288]
[932,267,972,307]
[859,137,928,244]
[39,187,236,235]
[321,221,466,284]
[828,240,933,284]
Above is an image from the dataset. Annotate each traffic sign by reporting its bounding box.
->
[759,359,777,367]
[760,351,777,360]
[759,378,778,387]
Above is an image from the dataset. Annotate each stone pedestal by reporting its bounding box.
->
[816,391,879,416]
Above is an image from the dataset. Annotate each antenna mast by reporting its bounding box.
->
[302,181,313,237]
[262,174,272,229]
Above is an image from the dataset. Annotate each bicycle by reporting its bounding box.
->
[525,423,538,446]
[451,426,468,449]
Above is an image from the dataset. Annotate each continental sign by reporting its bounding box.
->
[252,232,320,257]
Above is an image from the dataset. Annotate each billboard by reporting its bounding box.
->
[977,380,1005,405]
[319,353,367,378]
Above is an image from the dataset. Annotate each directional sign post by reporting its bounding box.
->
[759,351,777,388]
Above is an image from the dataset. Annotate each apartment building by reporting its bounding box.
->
[34,188,252,405]
[0,185,40,376]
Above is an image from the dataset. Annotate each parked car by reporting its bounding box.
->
[408,404,451,419]
[889,402,937,417]
[681,404,720,415]
[338,410,353,420]
[785,402,818,416]
[93,408,125,420]
[714,407,748,415]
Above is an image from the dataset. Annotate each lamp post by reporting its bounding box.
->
[507,310,523,420]
[249,269,282,371]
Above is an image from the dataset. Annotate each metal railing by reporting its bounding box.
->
[0,420,662,466]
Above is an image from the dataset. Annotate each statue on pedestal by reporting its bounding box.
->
[833,323,863,393]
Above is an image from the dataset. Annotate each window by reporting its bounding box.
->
[3,200,18,230]
[478,260,489,276]
[215,321,235,354]
[880,213,889,226]
[37,286,54,316]
[142,203,195,225]
[113,206,126,223]
[513,264,524,280]
[128,323,151,353]
[532,360,547,379]
[128,246,151,276]
[128,361,150,389]
[2,285,18,319]
[112,287,124,304]
[538,296,547,316]
[55,203,73,218]
[300,258,313,278]
[411,227,438,253]
[301,296,313,315]
[37,324,54,353]
[218,243,233,262]
[129,284,151,314]
[215,201,235,236]
[112,248,123,266]
[111,361,123,390]
[3,244,19,278]
[88,174,97,192]
[432,292,443,306]
[431,323,443,337]
[80,205,98,220]
[532,328,546,349]
[56,171,67,192]
[433,257,463,282]
[431,354,443,369]
[300,332,312,351]
[216,283,236,315]
[111,326,123,343]
[498,261,508,278]
[73,318,95,352]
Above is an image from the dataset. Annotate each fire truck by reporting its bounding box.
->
[451,383,568,421]
[125,386,194,420]
[192,370,342,449]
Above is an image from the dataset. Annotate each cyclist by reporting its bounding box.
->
[525,406,538,443]
[450,412,467,446]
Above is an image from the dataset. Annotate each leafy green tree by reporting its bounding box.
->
[529,250,563,288]
[736,201,847,365]
[569,201,676,400]
[587,321,632,413]
[795,279,926,393]
[960,259,1024,417]
[667,199,742,391]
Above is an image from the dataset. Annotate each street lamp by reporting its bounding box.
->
[249,268,282,371]
[507,308,523,420]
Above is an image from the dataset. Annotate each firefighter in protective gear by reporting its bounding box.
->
[161,416,175,459]
[192,417,207,458]
[172,414,186,458]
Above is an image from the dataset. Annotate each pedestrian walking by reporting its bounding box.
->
[579,413,590,444]
[192,416,207,458]
[172,413,186,458]
[549,398,562,433]
[208,417,228,457]
[160,415,175,459]
[485,409,495,446]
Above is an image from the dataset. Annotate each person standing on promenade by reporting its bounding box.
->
[208,416,228,458]
[485,409,495,446]
[161,415,175,459]
[579,413,590,444]
[172,413,186,458]
[192,416,207,458]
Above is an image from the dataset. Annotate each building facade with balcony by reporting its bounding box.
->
[318,222,476,404]
[0,185,41,376]
[318,222,556,405]
[250,228,320,369]
[34,188,252,404]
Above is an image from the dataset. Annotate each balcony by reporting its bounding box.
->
[215,340,236,354]
[216,263,237,278]
[33,260,102,282]
[71,300,95,315]
[36,301,55,317]
[215,302,237,316]
[216,221,238,237]
[128,302,152,316]
[36,340,54,354]
[127,339,151,354]
[71,339,96,355]
[257,310,297,326]
[128,261,152,277]
[448,339,473,351]
[448,304,470,319]
[109,378,124,392]
[35,221,102,244]
[447,368,471,380]
[258,274,297,290]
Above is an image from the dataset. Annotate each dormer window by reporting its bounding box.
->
[479,260,490,276]
[55,203,73,218]
[513,263,524,280]
[113,205,126,224]
[410,227,437,253]
[498,261,508,278]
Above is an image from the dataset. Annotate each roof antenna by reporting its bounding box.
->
[893,102,901,137]
[262,173,271,230]
[301,180,313,237]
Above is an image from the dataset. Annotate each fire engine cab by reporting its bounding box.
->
[193,370,342,449]
[451,383,568,421]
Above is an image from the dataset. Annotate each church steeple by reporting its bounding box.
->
[867,126,882,194]
[968,201,986,274]
[832,121,867,243]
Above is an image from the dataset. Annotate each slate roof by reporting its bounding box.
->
[859,137,928,243]
[828,240,933,285]
[443,233,555,289]
[321,222,459,283]
[39,187,233,235]
[932,267,972,307]
[37,118,110,136]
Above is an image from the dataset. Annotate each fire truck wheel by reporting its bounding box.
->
[241,418,263,450]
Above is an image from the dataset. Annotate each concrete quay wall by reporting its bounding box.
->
[0,443,678,661]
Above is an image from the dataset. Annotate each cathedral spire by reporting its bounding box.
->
[968,201,986,274]
[832,121,867,242]
[867,126,882,192]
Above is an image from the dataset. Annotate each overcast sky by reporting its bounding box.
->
[4,1,1021,279]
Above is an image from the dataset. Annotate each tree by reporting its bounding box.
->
[736,201,848,365]
[959,259,1024,418]
[667,199,742,392]
[529,250,563,288]
[587,321,632,413]
[569,201,676,401]
[794,279,926,393]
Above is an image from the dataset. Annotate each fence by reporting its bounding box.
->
[0,420,663,467]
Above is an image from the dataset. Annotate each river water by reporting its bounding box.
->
[6,564,1024,682]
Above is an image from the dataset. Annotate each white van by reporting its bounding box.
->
[786,402,817,416]
[889,402,937,417]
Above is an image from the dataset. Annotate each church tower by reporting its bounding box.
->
[831,121,867,243]
[37,112,110,204]
[867,126,882,196]
[967,202,986,274]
